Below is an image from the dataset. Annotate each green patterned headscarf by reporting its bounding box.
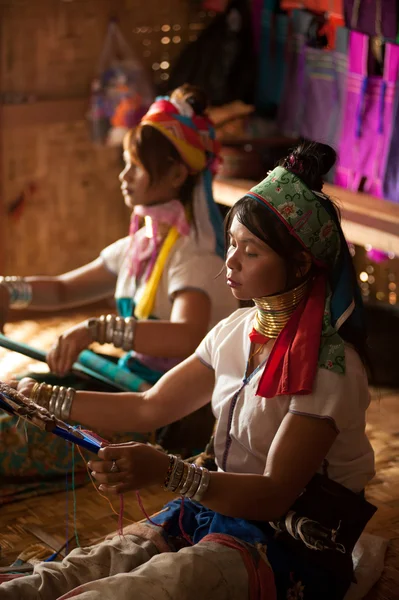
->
[246,166,364,396]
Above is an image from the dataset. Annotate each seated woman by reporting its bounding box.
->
[0,85,236,492]
[3,142,375,600]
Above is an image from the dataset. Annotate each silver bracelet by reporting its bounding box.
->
[49,385,60,414]
[168,459,185,492]
[60,387,76,421]
[185,467,202,499]
[122,317,136,351]
[0,276,32,309]
[179,463,196,495]
[98,315,107,344]
[53,386,67,420]
[192,468,211,503]
[105,315,117,344]
[112,316,125,348]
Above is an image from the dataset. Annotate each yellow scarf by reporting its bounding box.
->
[134,226,180,320]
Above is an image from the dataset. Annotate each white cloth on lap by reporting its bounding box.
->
[344,533,388,600]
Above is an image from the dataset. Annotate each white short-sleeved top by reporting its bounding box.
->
[196,307,375,493]
[101,234,236,326]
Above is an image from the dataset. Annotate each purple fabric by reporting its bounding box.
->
[301,28,348,150]
[344,0,397,39]
[383,93,399,203]
[335,31,399,197]
[277,10,314,137]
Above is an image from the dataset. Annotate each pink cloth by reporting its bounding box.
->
[128,199,190,280]
[335,31,399,196]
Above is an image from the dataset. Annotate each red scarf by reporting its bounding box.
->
[250,272,327,397]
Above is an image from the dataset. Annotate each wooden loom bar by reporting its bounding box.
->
[214,178,399,255]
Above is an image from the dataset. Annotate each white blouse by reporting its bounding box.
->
[100,234,237,328]
[196,307,375,493]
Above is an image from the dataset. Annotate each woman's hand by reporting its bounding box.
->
[88,442,170,495]
[47,322,92,376]
[14,377,37,398]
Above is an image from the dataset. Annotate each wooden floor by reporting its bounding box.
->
[0,312,398,599]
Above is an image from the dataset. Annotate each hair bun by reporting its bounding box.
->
[281,141,337,192]
[171,84,208,116]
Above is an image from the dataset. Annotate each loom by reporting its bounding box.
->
[0,333,141,392]
[0,382,103,454]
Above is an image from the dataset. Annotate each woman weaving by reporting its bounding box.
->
[3,142,375,599]
[0,85,236,492]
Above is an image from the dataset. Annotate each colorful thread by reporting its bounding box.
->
[71,445,80,548]
[66,442,70,555]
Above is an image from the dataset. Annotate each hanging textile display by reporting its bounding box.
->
[88,20,154,146]
[281,1,344,47]
[300,25,349,154]
[277,9,315,137]
[167,0,256,106]
[256,0,288,113]
[344,0,397,40]
[334,31,399,197]
[383,81,399,202]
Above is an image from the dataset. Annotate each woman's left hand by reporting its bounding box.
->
[88,442,170,495]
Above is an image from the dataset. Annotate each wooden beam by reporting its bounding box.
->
[1,98,88,129]
[213,178,399,255]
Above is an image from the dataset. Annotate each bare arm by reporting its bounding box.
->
[201,412,337,521]
[70,354,215,431]
[132,289,211,358]
[11,259,117,312]
[47,289,212,375]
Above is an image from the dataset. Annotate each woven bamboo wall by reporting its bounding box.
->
[0,0,213,275]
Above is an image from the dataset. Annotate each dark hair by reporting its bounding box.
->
[123,84,208,214]
[225,141,370,368]
[279,141,337,192]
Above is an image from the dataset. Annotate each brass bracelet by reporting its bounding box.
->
[37,383,53,410]
[30,382,41,404]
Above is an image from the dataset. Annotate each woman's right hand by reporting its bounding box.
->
[0,283,10,333]
[47,321,93,377]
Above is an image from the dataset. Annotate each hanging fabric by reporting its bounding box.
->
[344,0,397,40]
[300,25,349,156]
[256,0,288,113]
[88,20,154,146]
[277,9,315,137]
[281,1,344,47]
[334,31,399,197]
[167,0,256,106]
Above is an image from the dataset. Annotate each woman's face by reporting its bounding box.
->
[119,151,176,209]
[225,215,288,301]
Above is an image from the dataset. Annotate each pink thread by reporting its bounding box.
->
[118,494,125,536]
[136,491,164,528]
[178,497,193,546]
